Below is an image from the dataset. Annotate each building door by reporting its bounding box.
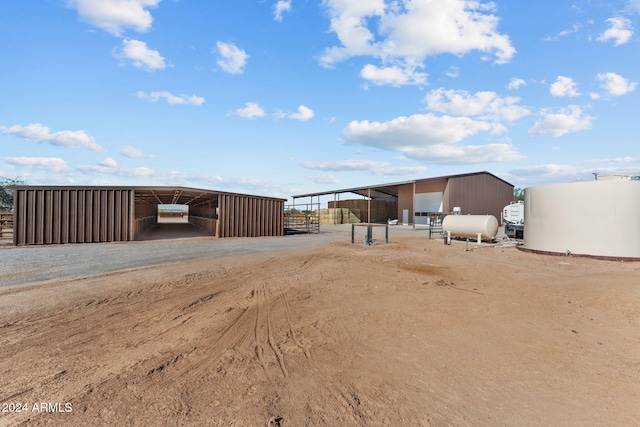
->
[415,192,443,225]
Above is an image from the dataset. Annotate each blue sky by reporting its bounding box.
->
[1,0,639,201]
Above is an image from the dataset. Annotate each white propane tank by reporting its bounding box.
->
[442,215,499,240]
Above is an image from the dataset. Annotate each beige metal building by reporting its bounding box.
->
[293,171,514,225]
[9,186,285,245]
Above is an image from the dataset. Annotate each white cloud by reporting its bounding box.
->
[445,66,460,78]
[277,105,315,121]
[629,0,640,14]
[116,166,155,177]
[345,114,491,147]
[301,159,428,176]
[0,123,103,152]
[120,146,150,158]
[4,157,70,173]
[116,39,165,71]
[136,91,204,105]
[596,72,637,96]
[545,23,582,41]
[235,102,266,118]
[360,64,427,86]
[274,0,292,22]
[67,0,160,36]
[508,160,640,185]
[507,78,526,90]
[424,88,530,122]
[559,23,582,37]
[99,157,118,168]
[320,0,515,84]
[301,159,390,172]
[509,164,581,182]
[78,162,228,184]
[307,174,340,184]
[78,159,118,174]
[377,165,428,176]
[342,113,523,164]
[215,41,249,74]
[597,17,633,46]
[550,76,580,97]
[289,105,314,121]
[528,105,594,137]
[581,156,640,164]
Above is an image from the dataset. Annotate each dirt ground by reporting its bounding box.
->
[1,234,639,426]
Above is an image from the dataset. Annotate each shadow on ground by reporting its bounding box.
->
[136,222,214,241]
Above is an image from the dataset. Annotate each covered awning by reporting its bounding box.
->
[292,179,415,201]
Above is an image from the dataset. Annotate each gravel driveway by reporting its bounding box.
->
[1,223,423,288]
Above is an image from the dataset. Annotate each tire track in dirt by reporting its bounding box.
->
[261,280,288,379]
[5,254,364,424]
[260,262,366,423]
[134,257,329,416]
[253,284,274,383]
[278,287,312,360]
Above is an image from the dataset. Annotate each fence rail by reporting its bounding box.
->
[0,212,14,239]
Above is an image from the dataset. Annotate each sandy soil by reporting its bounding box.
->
[1,235,639,426]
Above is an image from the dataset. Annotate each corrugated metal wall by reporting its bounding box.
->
[134,199,158,238]
[189,202,217,235]
[13,188,139,245]
[12,187,286,244]
[397,184,414,224]
[217,194,283,238]
[445,174,513,217]
[395,173,513,224]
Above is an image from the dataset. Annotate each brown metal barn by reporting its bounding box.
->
[9,186,285,245]
[294,171,514,226]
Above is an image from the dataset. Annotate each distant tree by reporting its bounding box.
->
[513,188,524,202]
[0,177,26,211]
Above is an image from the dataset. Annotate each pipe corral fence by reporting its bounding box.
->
[0,212,13,239]
[284,201,320,234]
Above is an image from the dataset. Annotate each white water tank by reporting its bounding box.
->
[442,215,499,240]
[524,180,640,259]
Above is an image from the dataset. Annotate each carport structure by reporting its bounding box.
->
[9,186,285,245]
[293,171,513,226]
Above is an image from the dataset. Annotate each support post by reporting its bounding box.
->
[367,188,371,224]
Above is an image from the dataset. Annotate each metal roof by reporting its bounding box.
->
[8,185,286,207]
[293,179,414,200]
[292,171,513,200]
